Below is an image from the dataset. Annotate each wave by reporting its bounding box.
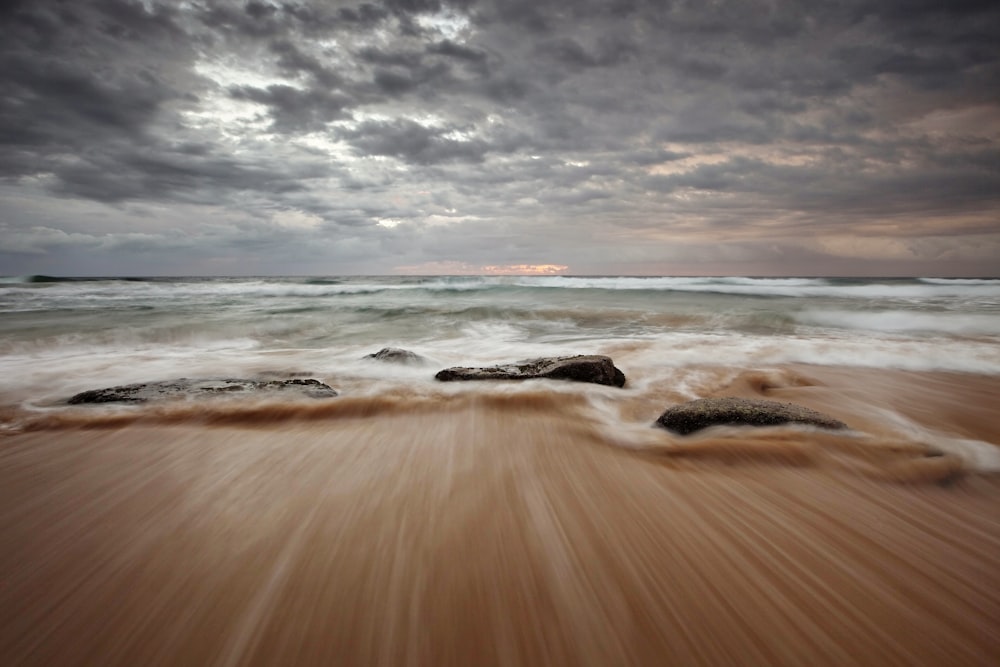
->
[502,276,1000,300]
[919,277,1000,285]
[0,277,500,302]
[509,276,830,291]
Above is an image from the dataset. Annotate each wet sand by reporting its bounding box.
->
[1,368,999,666]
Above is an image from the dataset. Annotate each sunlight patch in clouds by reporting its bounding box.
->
[392,262,569,275]
[416,9,472,41]
[481,264,569,275]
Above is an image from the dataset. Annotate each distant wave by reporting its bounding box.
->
[0,274,80,284]
[504,276,1000,300]
[6,275,1000,304]
[0,275,162,286]
[0,277,487,298]
[509,276,830,291]
[919,278,1000,286]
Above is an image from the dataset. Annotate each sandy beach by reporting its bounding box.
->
[2,365,998,666]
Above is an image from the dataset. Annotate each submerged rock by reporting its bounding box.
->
[67,378,338,404]
[435,355,626,387]
[364,347,426,364]
[655,397,847,435]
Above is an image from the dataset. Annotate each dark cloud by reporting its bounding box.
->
[426,39,488,63]
[0,3,186,141]
[270,39,344,87]
[1,1,197,182]
[338,118,489,164]
[626,148,690,166]
[1,0,999,275]
[537,37,638,71]
[229,84,354,131]
[48,146,319,204]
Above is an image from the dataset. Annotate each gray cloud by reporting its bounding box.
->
[229,84,355,131]
[1,0,999,276]
[338,118,489,164]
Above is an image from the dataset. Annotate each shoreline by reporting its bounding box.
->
[5,362,998,471]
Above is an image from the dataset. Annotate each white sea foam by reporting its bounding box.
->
[0,338,264,405]
[618,332,1000,375]
[859,404,1000,472]
[796,310,1000,336]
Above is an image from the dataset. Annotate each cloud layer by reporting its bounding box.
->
[1,0,999,275]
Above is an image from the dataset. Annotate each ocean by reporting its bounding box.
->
[2,275,1000,664]
[2,275,999,401]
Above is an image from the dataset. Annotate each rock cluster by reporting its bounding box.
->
[62,352,853,439]
[64,352,632,405]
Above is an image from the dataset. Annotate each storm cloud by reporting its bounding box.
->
[1,0,998,275]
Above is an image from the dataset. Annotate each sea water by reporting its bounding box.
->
[1,275,999,406]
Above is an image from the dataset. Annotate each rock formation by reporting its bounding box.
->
[435,355,626,387]
[655,397,847,435]
[67,378,338,404]
[364,347,426,364]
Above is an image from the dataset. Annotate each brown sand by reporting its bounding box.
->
[1,371,999,666]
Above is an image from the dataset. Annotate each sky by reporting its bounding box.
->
[1,0,998,276]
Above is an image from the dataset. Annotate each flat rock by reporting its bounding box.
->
[435,355,626,387]
[67,378,338,404]
[655,397,847,435]
[364,347,426,364]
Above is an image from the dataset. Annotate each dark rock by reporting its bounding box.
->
[67,378,338,404]
[654,397,847,435]
[364,347,426,364]
[435,355,626,387]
